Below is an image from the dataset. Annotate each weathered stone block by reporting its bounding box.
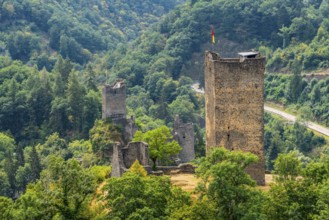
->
[178,163,196,174]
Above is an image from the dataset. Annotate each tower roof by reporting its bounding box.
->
[238,52,259,58]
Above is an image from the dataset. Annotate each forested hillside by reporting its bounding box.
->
[0,0,182,67]
[2,0,329,219]
[108,0,329,83]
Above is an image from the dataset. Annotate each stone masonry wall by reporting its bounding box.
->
[122,142,149,168]
[173,116,195,163]
[102,80,126,119]
[204,51,265,185]
[111,141,149,177]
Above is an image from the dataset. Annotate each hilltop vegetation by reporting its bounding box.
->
[2,147,329,219]
[0,0,182,67]
[108,0,329,85]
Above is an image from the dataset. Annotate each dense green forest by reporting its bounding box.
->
[0,0,182,67]
[1,0,329,219]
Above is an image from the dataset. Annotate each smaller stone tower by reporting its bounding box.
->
[102,80,126,119]
[174,116,195,163]
[102,80,136,143]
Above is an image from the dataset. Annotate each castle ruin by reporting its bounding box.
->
[102,80,136,143]
[173,116,195,163]
[111,142,150,177]
[102,80,126,119]
[102,80,149,177]
[204,51,265,185]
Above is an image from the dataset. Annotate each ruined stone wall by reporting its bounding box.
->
[174,116,195,163]
[102,81,126,119]
[112,117,137,144]
[204,51,265,185]
[111,142,126,177]
[111,141,149,177]
[122,142,149,168]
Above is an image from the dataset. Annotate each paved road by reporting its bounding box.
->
[191,84,329,137]
[264,106,329,137]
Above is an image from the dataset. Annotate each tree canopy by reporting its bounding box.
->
[133,125,181,169]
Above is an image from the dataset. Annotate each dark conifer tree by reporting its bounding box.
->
[28,146,42,181]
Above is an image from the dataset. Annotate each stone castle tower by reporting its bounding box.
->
[102,80,126,119]
[204,51,265,185]
[102,80,136,142]
[173,116,195,163]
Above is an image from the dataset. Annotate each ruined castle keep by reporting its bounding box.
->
[204,51,265,185]
[102,80,126,119]
[173,116,195,163]
[102,81,149,177]
[102,80,136,142]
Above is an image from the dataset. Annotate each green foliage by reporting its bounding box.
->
[196,147,266,220]
[264,113,326,170]
[39,157,97,219]
[287,59,304,102]
[1,1,329,218]
[0,171,10,197]
[129,160,148,177]
[169,95,195,122]
[88,165,111,183]
[0,196,14,220]
[265,73,329,127]
[0,133,15,161]
[265,178,319,219]
[37,133,71,163]
[10,157,97,219]
[0,0,182,66]
[274,151,302,181]
[83,90,101,136]
[169,199,217,220]
[105,172,191,219]
[67,71,86,135]
[133,126,181,169]
[89,119,122,163]
[317,179,329,219]
[0,57,102,144]
[68,139,92,158]
[265,151,323,219]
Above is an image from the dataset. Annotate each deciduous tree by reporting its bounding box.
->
[133,126,181,169]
